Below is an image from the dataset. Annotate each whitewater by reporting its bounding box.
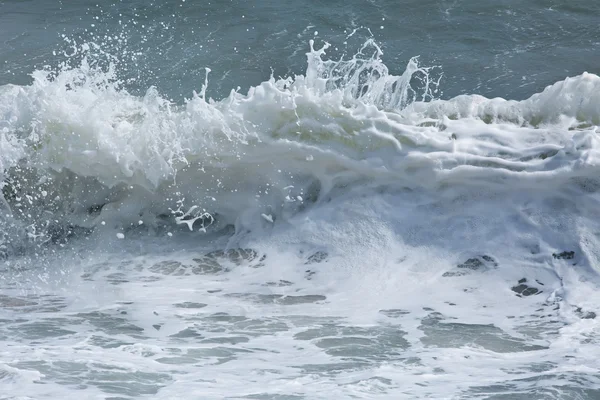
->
[2,4,600,399]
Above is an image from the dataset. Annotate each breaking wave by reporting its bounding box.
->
[1,38,600,255]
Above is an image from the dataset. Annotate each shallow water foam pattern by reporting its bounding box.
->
[1,183,600,399]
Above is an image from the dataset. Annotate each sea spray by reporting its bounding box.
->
[0,38,442,248]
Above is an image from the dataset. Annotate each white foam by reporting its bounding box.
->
[406,72,600,127]
[1,39,600,399]
[1,43,599,238]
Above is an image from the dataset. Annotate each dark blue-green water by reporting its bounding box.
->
[2,0,600,101]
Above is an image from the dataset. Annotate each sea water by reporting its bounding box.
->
[1,1,600,399]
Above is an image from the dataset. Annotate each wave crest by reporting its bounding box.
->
[0,39,599,252]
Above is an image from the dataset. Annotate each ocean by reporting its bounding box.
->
[1,0,600,398]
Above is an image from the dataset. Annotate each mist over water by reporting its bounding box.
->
[1,1,600,399]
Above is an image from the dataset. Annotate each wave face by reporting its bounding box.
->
[2,33,600,399]
[2,39,600,247]
[0,40,441,243]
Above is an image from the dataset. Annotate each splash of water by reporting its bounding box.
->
[1,34,600,257]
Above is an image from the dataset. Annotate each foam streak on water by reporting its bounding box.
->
[1,38,600,399]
